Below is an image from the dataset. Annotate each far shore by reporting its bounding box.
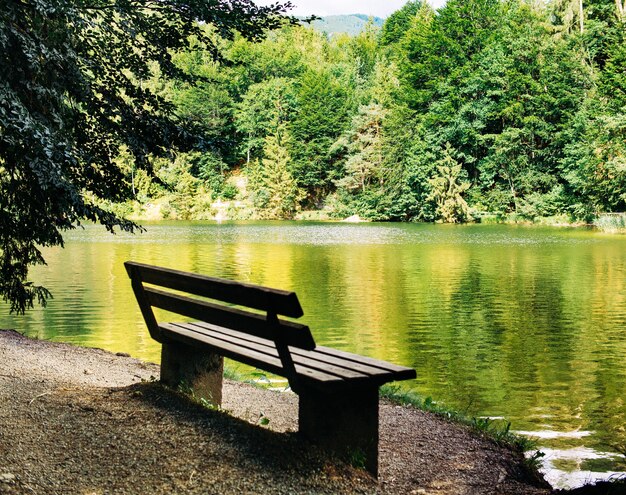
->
[124,207,603,229]
[105,193,624,231]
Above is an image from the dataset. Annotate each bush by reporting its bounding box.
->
[594,213,626,233]
[221,183,238,200]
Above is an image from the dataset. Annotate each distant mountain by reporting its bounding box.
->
[304,14,384,36]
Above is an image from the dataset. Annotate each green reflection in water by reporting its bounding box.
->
[1,221,625,489]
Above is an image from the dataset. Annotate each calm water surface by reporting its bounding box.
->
[1,221,625,489]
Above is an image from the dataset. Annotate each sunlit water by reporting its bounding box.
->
[1,221,625,489]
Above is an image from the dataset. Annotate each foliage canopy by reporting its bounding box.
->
[0,0,292,312]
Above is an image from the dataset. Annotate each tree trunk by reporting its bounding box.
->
[131,166,136,198]
[579,0,584,33]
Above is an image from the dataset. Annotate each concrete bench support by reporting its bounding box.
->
[160,340,224,405]
[298,386,379,476]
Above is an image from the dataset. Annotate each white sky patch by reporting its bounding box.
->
[254,0,447,18]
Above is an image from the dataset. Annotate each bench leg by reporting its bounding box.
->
[160,341,223,406]
[298,386,379,477]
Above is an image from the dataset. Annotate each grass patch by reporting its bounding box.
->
[379,385,537,453]
[475,213,504,224]
[379,385,548,480]
[223,364,247,382]
[294,210,333,221]
[533,214,582,227]
[474,212,582,227]
[175,380,220,411]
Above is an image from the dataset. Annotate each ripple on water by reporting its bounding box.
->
[516,430,593,440]
[534,446,626,490]
[63,222,604,247]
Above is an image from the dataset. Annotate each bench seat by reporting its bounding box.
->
[160,321,416,392]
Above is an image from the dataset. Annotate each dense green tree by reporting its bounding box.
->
[227,25,313,89]
[393,2,437,111]
[247,125,303,219]
[170,44,238,164]
[235,78,297,164]
[229,0,623,222]
[427,144,471,223]
[289,68,353,203]
[380,1,424,46]
[476,4,589,214]
[334,103,387,193]
[562,97,626,216]
[0,0,292,312]
[91,0,626,225]
[345,21,380,81]
[552,0,586,34]
[390,0,594,217]
[554,0,626,215]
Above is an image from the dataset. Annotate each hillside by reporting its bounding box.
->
[305,14,384,36]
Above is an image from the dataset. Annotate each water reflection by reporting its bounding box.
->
[1,221,625,489]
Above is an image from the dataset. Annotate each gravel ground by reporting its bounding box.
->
[0,329,553,495]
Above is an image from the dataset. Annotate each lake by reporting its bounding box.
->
[1,221,625,489]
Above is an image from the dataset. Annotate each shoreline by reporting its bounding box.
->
[0,330,622,494]
[110,196,625,233]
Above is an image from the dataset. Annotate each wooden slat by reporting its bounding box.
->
[145,287,316,350]
[312,346,417,381]
[295,348,415,381]
[125,261,303,318]
[160,323,347,389]
[198,321,415,380]
[184,322,374,382]
[162,323,283,371]
[189,322,403,382]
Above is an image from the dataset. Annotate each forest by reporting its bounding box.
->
[113,0,626,224]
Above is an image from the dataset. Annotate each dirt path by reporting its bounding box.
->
[0,330,552,494]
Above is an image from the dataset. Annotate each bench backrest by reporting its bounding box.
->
[124,261,316,351]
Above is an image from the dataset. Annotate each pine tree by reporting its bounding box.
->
[334,104,387,193]
[427,144,471,223]
[249,125,303,219]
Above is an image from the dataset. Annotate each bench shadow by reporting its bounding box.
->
[125,381,374,486]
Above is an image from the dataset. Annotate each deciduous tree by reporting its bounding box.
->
[0,0,292,312]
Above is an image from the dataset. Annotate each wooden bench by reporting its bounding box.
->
[125,261,416,476]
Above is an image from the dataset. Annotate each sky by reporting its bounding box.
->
[254,0,447,19]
